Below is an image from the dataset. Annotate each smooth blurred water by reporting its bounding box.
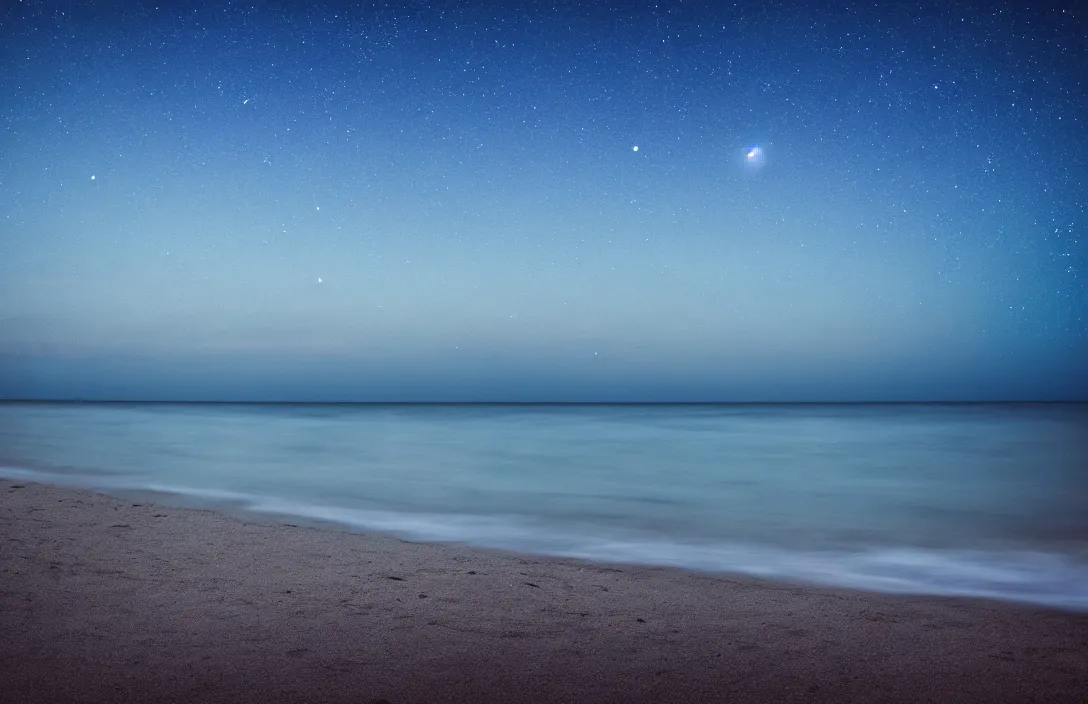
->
[2,402,1086,608]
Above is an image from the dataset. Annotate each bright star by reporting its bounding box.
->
[743,145,766,169]
[632,145,639,152]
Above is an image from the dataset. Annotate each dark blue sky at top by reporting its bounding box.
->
[1,0,1085,401]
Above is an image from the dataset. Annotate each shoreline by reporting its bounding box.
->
[3,478,1088,703]
[4,465,1087,612]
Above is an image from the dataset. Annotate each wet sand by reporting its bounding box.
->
[2,478,1086,703]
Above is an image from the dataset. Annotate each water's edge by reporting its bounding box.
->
[5,465,1087,612]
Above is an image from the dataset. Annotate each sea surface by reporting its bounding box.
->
[2,402,1086,609]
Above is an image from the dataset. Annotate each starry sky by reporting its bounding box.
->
[1,0,1085,402]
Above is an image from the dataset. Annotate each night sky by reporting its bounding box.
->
[1,0,1085,401]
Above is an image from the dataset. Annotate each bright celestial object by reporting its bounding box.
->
[743,145,766,169]
[632,145,638,152]
[317,278,323,284]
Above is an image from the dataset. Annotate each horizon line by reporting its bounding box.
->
[1,399,1085,406]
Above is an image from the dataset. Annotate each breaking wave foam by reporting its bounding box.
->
[5,466,1088,611]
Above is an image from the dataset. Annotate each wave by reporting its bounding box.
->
[4,466,1088,611]
[246,498,1088,611]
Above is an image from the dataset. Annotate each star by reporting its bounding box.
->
[632,145,639,152]
[744,146,765,168]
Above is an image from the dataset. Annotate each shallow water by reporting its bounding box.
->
[2,402,1086,609]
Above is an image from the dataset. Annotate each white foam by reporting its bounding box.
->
[0,466,41,480]
[229,494,1088,611]
[3,466,1087,611]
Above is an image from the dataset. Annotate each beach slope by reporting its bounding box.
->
[2,479,1086,703]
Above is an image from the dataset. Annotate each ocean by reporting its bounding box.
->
[2,401,1086,609]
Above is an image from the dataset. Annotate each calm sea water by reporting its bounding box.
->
[2,402,1086,609]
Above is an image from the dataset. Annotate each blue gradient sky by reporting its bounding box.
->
[1,0,1085,401]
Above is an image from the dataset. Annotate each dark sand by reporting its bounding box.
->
[2,478,1086,703]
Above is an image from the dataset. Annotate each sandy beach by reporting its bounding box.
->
[2,478,1086,704]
